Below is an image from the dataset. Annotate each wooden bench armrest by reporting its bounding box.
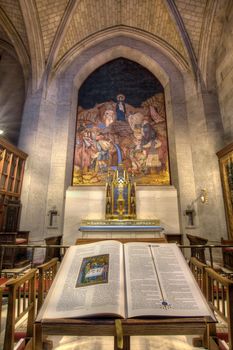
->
[37,258,58,271]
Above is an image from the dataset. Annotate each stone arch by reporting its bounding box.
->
[69,46,175,184]
[52,26,190,80]
[19,32,202,242]
[73,46,169,91]
[53,35,193,200]
[19,29,227,243]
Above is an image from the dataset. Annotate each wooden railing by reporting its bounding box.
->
[180,244,233,268]
[3,268,37,350]
[0,242,233,349]
[0,259,60,349]
[37,258,58,314]
[189,257,207,295]
[206,267,233,350]
[190,255,233,350]
[0,244,69,273]
[0,242,233,271]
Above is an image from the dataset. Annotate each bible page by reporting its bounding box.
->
[124,243,214,318]
[38,240,125,320]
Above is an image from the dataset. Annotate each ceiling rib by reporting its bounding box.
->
[45,0,79,79]
[19,0,45,91]
[0,5,30,85]
[166,0,199,80]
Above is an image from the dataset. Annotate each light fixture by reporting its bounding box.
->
[200,189,208,204]
[190,188,208,207]
[185,188,208,228]
[0,130,4,135]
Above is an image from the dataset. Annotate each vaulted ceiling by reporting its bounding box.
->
[0,0,231,90]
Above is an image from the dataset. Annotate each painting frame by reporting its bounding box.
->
[217,142,233,239]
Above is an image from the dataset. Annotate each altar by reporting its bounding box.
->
[78,167,164,239]
[63,166,180,245]
[79,219,164,238]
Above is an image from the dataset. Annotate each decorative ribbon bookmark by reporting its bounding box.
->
[115,319,123,349]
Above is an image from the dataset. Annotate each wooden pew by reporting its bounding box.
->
[0,231,30,269]
[189,256,233,349]
[44,235,62,263]
[188,257,233,349]
[3,268,37,350]
[206,267,233,350]
[221,237,233,270]
[36,258,59,314]
[1,259,58,349]
[36,258,59,350]
[186,233,208,264]
[188,257,215,349]
[189,257,207,296]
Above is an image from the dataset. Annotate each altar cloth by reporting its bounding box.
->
[79,225,163,231]
[79,218,163,233]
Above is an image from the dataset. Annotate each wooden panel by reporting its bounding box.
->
[0,232,30,268]
[0,137,27,232]
[76,237,168,245]
[165,233,183,244]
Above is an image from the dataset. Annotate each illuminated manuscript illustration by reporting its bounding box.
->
[76,254,109,287]
[73,58,170,185]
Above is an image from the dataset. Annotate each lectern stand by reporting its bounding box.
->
[35,316,215,350]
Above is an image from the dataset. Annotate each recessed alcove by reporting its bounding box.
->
[63,185,180,244]
[62,57,180,244]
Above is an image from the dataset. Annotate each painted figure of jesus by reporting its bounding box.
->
[116,94,126,121]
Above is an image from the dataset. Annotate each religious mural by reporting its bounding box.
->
[72,58,170,185]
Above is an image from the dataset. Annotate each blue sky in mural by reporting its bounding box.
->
[78,58,164,109]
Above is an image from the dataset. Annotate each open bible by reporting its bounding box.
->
[38,241,214,320]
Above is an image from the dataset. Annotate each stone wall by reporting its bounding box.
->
[63,186,180,245]
[0,50,25,144]
[18,34,227,244]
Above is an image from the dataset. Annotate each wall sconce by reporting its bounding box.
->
[200,189,208,204]
[185,188,208,228]
[190,188,208,207]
